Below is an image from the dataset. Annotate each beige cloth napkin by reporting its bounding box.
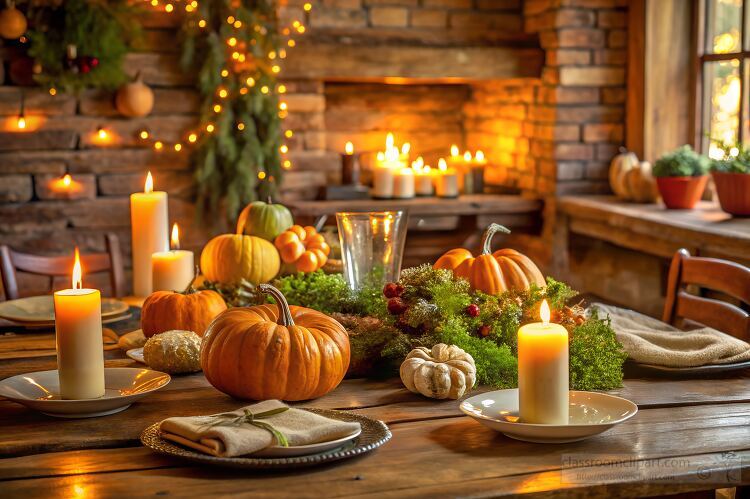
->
[589,303,750,368]
[159,400,361,457]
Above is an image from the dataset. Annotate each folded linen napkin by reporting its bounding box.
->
[589,303,750,368]
[159,400,361,457]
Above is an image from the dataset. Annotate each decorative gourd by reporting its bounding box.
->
[143,330,202,374]
[200,284,350,401]
[400,344,476,400]
[200,233,280,285]
[141,288,227,338]
[0,3,26,39]
[434,223,545,294]
[608,148,641,199]
[115,72,154,118]
[236,200,293,242]
[274,224,330,273]
[620,161,658,203]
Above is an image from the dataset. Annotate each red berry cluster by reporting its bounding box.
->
[76,56,99,74]
[384,283,406,315]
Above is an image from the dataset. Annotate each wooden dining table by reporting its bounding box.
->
[1,304,750,498]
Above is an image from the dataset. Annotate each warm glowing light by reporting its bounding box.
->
[438,158,447,171]
[450,144,459,157]
[402,142,410,155]
[218,88,228,98]
[345,141,354,155]
[231,51,240,60]
[540,299,550,325]
[278,84,287,93]
[261,86,269,94]
[234,20,242,28]
[293,20,301,28]
[188,133,197,143]
[154,141,163,151]
[258,171,266,180]
[145,171,154,193]
[206,124,215,133]
[63,174,72,187]
[228,37,237,47]
[240,87,248,95]
[476,150,485,161]
[280,145,289,153]
[272,65,281,73]
[49,88,57,96]
[463,151,472,161]
[174,143,182,152]
[165,3,173,12]
[246,77,256,86]
[151,0,158,6]
[221,69,229,77]
[198,19,207,28]
[97,127,108,140]
[185,4,194,12]
[72,247,83,290]
[285,130,294,138]
[16,115,26,130]
[170,223,180,250]
[288,39,296,47]
[213,104,222,113]
[297,25,306,34]
[237,123,245,130]
[227,16,235,23]
[279,101,288,110]
[304,2,312,11]
[268,51,276,59]
[279,49,287,59]
[386,133,394,149]
[139,130,149,140]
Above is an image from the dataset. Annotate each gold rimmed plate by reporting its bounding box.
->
[141,409,391,469]
[0,296,129,324]
[0,367,170,418]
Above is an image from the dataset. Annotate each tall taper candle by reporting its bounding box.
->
[54,248,105,400]
[130,171,169,297]
[518,299,569,424]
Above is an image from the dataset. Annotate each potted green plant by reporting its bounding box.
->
[711,142,750,216]
[652,145,710,209]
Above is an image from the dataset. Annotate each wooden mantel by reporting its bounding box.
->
[554,195,750,277]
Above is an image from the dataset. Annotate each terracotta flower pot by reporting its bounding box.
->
[712,171,750,216]
[655,176,708,210]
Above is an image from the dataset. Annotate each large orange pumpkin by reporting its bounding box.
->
[200,233,280,285]
[141,289,227,338]
[200,284,350,401]
[434,223,545,294]
[274,225,330,273]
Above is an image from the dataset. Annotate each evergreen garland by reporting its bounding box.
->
[27,0,141,92]
[181,0,283,222]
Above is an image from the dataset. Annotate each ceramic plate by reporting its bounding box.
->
[0,367,170,418]
[460,389,638,443]
[0,296,129,323]
[254,427,362,458]
[141,409,391,469]
[127,348,145,364]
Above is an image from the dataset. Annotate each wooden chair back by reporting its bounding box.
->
[663,248,750,341]
[0,233,125,300]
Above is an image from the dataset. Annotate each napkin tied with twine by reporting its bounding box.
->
[589,303,750,368]
[159,400,361,457]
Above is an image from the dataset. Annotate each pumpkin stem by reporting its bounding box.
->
[481,223,511,255]
[180,265,201,294]
[258,284,295,327]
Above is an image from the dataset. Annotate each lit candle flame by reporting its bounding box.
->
[438,158,447,171]
[62,174,72,187]
[17,115,26,130]
[171,223,180,250]
[386,133,394,149]
[463,151,472,161]
[97,127,108,140]
[144,171,153,193]
[450,144,459,157]
[475,150,485,162]
[72,247,82,290]
[401,142,410,155]
[540,299,550,325]
[345,141,354,155]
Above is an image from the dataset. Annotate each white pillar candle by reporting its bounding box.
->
[518,299,569,424]
[152,223,195,292]
[414,166,435,196]
[54,248,105,400]
[393,168,415,199]
[435,158,459,198]
[130,171,169,297]
[372,166,395,199]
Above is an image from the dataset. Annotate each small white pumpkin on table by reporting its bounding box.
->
[400,344,476,400]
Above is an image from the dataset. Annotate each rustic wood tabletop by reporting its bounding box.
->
[1,305,749,498]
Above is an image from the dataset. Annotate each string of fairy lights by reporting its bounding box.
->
[132,0,311,177]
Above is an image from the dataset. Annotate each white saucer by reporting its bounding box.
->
[0,367,170,418]
[254,427,363,458]
[460,389,638,443]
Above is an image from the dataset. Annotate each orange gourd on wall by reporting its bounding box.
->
[434,223,545,294]
[200,284,350,401]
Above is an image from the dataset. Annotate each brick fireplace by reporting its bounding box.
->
[0,0,629,296]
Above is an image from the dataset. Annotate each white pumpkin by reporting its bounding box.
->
[608,148,640,198]
[400,344,476,400]
[622,161,658,203]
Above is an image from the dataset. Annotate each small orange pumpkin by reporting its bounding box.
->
[274,224,330,273]
[200,284,350,401]
[434,223,545,294]
[141,289,227,338]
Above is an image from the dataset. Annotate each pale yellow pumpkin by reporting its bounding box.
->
[200,233,280,285]
[622,161,658,203]
[608,148,640,198]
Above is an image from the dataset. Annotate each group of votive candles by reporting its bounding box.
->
[54,172,196,400]
[343,134,488,199]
